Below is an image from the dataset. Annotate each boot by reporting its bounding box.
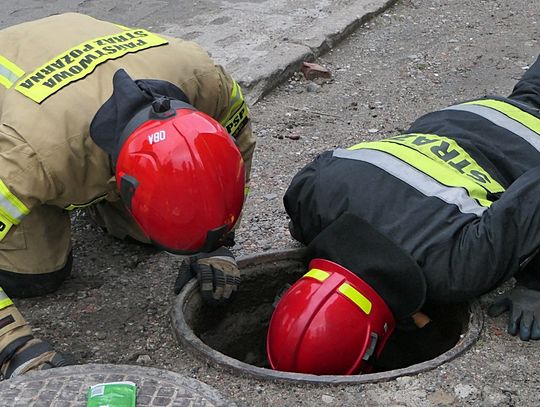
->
[0,287,70,380]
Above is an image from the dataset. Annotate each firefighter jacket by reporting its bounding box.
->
[0,13,254,242]
[285,55,540,319]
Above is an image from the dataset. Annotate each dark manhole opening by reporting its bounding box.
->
[172,249,484,384]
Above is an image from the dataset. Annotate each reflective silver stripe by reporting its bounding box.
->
[0,179,29,224]
[0,65,20,83]
[0,195,24,223]
[0,55,24,89]
[443,104,540,152]
[333,148,486,216]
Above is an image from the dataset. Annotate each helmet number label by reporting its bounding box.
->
[148,130,166,145]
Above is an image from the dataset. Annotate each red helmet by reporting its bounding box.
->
[267,258,395,375]
[115,99,245,254]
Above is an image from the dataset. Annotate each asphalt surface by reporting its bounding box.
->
[1,0,395,103]
[3,1,540,406]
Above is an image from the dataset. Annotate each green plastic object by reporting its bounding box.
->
[86,381,137,407]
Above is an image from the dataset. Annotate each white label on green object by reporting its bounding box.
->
[90,384,105,397]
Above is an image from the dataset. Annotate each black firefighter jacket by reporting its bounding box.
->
[285,55,540,320]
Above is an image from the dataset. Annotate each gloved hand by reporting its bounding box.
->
[1,337,71,380]
[487,285,540,341]
[174,247,240,305]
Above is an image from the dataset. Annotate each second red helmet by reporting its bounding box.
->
[267,258,395,375]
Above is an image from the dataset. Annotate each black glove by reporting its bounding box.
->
[1,337,71,380]
[174,247,240,305]
[487,285,540,341]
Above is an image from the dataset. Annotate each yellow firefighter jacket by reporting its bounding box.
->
[0,13,255,245]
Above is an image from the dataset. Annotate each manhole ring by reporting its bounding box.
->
[171,248,484,385]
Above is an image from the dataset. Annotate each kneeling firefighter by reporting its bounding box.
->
[0,13,255,379]
[268,54,540,375]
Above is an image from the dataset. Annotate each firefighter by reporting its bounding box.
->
[267,55,540,375]
[0,13,255,379]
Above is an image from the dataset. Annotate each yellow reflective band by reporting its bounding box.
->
[0,287,13,310]
[221,80,250,138]
[15,29,169,103]
[244,185,250,198]
[384,133,504,194]
[0,179,29,225]
[225,81,243,117]
[349,141,493,207]
[0,214,13,241]
[223,101,249,138]
[64,194,108,211]
[0,55,25,89]
[338,283,372,315]
[465,99,540,135]
[303,268,330,282]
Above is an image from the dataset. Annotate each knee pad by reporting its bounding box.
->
[0,251,73,298]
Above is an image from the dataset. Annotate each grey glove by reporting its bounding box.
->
[174,247,240,305]
[487,285,540,341]
[1,337,71,380]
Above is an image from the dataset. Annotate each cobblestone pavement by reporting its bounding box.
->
[0,364,235,407]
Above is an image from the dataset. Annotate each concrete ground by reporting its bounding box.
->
[1,0,395,103]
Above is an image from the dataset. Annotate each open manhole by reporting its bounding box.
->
[171,248,484,384]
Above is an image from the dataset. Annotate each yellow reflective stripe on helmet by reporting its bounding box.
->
[0,55,25,89]
[338,283,372,315]
[221,80,250,138]
[0,287,13,310]
[383,133,504,194]
[464,99,540,134]
[15,29,168,103]
[304,268,330,282]
[348,141,493,207]
[0,179,29,225]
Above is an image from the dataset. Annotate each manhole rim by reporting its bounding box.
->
[171,249,484,385]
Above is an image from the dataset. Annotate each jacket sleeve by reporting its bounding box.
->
[508,55,540,109]
[515,254,540,290]
[284,151,333,245]
[427,165,540,302]
[213,65,255,187]
[0,126,55,241]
